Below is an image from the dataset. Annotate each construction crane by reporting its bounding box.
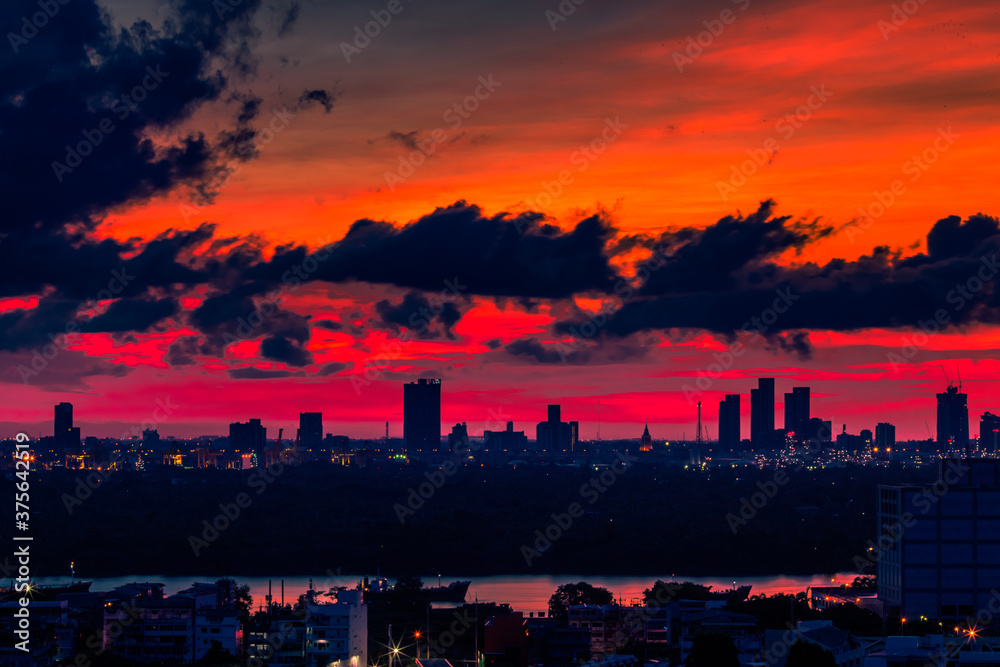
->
[940,364,965,391]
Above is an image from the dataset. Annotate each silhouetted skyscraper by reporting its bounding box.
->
[782,387,810,439]
[536,404,577,453]
[981,413,1000,453]
[55,402,72,435]
[299,412,323,449]
[937,385,969,450]
[750,378,775,448]
[718,394,740,451]
[230,419,266,460]
[448,422,471,455]
[484,421,527,452]
[404,378,441,451]
[54,402,80,449]
[875,422,896,450]
[547,404,561,423]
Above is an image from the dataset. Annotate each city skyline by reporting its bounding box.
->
[3,0,1000,445]
[9,374,994,445]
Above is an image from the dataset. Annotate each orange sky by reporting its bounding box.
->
[5,0,1000,440]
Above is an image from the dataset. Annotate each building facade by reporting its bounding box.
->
[304,591,368,667]
[877,459,1000,626]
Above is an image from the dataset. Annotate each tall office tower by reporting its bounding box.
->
[750,378,775,448]
[875,422,896,449]
[54,402,81,448]
[229,419,267,460]
[299,412,323,449]
[55,402,72,437]
[782,386,811,439]
[981,413,1000,453]
[536,404,575,452]
[403,378,442,451]
[937,384,969,450]
[878,459,1000,627]
[718,394,741,451]
[547,404,561,423]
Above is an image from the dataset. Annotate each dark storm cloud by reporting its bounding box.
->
[79,297,179,333]
[314,320,343,331]
[164,335,221,366]
[556,205,1000,340]
[0,0,268,237]
[260,335,313,366]
[0,0,334,314]
[0,225,214,301]
[249,202,621,298]
[505,337,590,364]
[375,291,463,339]
[0,298,83,351]
[638,199,833,296]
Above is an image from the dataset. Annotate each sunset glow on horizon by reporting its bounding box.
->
[4,0,1000,441]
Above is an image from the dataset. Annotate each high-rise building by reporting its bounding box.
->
[403,378,441,451]
[548,404,561,423]
[299,412,323,449]
[878,459,1000,627]
[484,421,528,452]
[536,404,577,453]
[937,384,969,450]
[875,422,896,450]
[54,402,80,449]
[981,413,1000,453]
[718,394,740,450]
[229,419,266,460]
[448,422,469,452]
[54,402,72,436]
[750,378,775,448]
[782,387,810,440]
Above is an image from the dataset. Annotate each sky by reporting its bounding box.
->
[2,0,1000,441]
